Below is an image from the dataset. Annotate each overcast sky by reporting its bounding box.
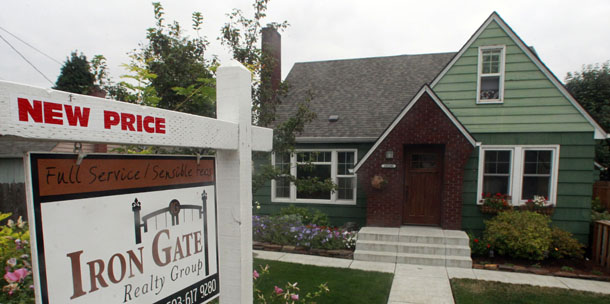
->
[2,0,609,89]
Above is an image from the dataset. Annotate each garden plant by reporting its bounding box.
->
[0,213,34,304]
[469,210,584,261]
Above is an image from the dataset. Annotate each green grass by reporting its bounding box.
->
[451,279,610,304]
[253,258,393,304]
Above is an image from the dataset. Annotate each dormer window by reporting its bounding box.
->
[477,46,505,103]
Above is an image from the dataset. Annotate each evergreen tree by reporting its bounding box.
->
[54,51,95,94]
[566,62,610,179]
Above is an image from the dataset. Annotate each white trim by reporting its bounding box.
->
[271,149,358,205]
[354,85,476,172]
[295,137,376,143]
[595,161,607,171]
[430,12,607,139]
[476,145,560,206]
[476,45,506,104]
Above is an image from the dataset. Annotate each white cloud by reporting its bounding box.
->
[1,0,609,88]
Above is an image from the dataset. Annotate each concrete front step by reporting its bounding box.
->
[356,240,471,257]
[354,226,473,268]
[397,252,472,268]
[357,227,470,246]
[354,250,472,268]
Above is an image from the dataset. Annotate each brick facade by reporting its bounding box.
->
[358,92,474,229]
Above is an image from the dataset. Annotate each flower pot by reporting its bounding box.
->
[478,205,511,215]
[371,175,386,190]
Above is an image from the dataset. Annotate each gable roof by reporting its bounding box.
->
[354,85,477,172]
[430,12,608,139]
[274,53,455,141]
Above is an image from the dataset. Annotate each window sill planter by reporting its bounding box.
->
[478,205,511,215]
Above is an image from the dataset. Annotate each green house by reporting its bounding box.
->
[255,12,607,244]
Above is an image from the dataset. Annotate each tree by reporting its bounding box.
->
[220,0,288,127]
[220,0,333,195]
[54,51,95,94]
[120,2,216,117]
[566,62,610,179]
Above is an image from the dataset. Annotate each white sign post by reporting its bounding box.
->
[0,60,269,304]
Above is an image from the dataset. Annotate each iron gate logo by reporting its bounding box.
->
[132,191,207,245]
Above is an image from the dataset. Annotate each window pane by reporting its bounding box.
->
[483,176,510,195]
[521,176,550,200]
[275,176,290,198]
[480,76,500,100]
[297,151,331,163]
[524,150,552,174]
[411,154,436,169]
[482,150,511,196]
[275,152,290,174]
[296,164,331,199]
[484,151,511,174]
[338,152,355,175]
[338,177,354,200]
[482,49,501,74]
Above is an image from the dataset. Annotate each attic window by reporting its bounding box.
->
[477,46,505,104]
[328,115,339,122]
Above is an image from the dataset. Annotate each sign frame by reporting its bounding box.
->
[25,153,220,304]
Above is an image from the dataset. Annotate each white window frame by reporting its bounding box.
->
[480,149,514,197]
[271,149,357,205]
[476,45,506,104]
[476,145,560,206]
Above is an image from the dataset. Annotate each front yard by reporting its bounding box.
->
[253,258,393,303]
[451,278,610,304]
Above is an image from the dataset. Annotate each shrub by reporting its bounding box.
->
[253,215,303,245]
[484,211,552,261]
[549,227,584,259]
[591,210,610,222]
[253,264,330,303]
[278,205,330,226]
[592,197,606,213]
[467,232,491,257]
[0,213,34,304]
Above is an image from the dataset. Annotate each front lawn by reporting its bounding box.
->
[451,278,610,304]
[253,258,393,304]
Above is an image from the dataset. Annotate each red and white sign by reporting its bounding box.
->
[0,81,239,149]
[14,96,167,134]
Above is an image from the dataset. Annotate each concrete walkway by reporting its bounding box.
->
[254,250,610,304]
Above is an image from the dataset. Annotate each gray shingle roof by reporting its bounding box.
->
[275,52,456,141]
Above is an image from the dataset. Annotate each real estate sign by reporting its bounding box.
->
[26,153,219,304]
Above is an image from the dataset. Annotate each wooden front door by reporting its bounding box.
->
[403,145,443,225]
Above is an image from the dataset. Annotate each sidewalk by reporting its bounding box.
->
[253,250,610,304]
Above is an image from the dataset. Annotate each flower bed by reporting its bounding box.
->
[0,214,34,304]
[252,215,357,259]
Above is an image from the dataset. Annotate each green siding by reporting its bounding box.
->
[433,20,593,134]
[461,133,595,243]
[253,143,373,227]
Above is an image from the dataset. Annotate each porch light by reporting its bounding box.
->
[385,150,394,159]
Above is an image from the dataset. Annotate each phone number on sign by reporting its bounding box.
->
[166,279,217,304]
[154,274,219,304]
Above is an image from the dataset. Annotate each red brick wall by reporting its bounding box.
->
[358,92,474,229]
